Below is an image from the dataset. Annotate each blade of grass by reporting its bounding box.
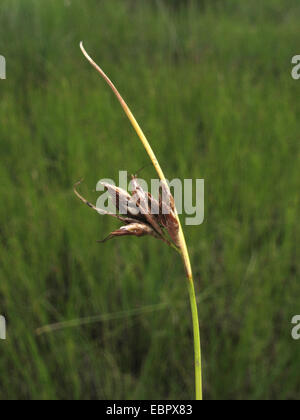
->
[80,42,203,400]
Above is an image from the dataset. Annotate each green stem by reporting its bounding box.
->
[187,276,202,400]
[79,43,203,399]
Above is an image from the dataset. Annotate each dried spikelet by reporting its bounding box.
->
[98,222,159,243]
[74,179,177,248]
[130,176,164,237]
[157,182,180,247]
[100,182,135,216]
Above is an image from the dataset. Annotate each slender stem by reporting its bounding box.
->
[177,221,202,400]
[187,274,202,400]
[80,42,203,400]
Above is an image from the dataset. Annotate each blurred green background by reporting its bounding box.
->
[0,0,299,400]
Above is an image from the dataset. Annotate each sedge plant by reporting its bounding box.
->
[76,42,203,400]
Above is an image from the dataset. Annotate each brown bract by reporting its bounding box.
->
[74,176,180,249]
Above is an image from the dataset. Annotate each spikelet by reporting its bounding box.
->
[74,178,179,249]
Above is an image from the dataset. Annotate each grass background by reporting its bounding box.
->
[0,0,299,400]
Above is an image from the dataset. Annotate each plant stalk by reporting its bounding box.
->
[177,226,203,400]
[187,278,202,400]
[80,42,203,400]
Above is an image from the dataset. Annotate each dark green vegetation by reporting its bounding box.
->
[0,0,299,400]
